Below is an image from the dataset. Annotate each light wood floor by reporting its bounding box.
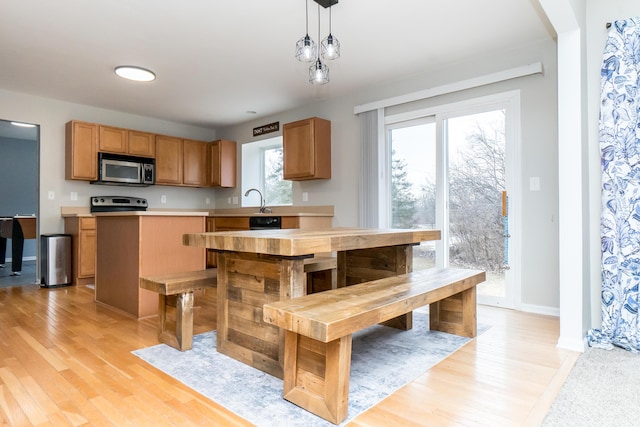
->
[0,284,579,426]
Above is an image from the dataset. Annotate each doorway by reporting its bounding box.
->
[386,93,520,309]
[0,119,39,287]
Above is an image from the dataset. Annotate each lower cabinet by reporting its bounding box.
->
[64,216,96,286]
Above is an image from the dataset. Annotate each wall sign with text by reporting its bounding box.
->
[253,122,279,137]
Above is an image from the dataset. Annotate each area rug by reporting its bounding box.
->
[133,310,484,426]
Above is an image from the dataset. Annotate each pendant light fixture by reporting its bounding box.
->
[309,3,329,84]
[295,0,317,62]
[295,0,339,84]
[321,5,340,60]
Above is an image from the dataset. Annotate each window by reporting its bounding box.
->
[388,119,437,271]
[384,91,520,308]
[241,136,292,207]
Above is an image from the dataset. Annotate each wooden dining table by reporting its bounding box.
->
[183,227,441,378]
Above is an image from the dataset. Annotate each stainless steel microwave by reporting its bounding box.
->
[92,152,155,186]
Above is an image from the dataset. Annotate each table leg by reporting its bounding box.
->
[338,244,414,330]
[11,219,24,273]
[216,251,307,378]
[0,237,6,267]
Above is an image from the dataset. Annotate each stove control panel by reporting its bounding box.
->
[90,196,148,212]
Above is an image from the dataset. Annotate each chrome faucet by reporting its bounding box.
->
[244,188,271,213]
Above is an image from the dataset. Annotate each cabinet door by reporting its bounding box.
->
[210,139,237,188]
[78,217,96,278]
[283,117,331,180]
[79,228,96,277]
[155,135,183,185]
[65,121,98,181]
[206,218,217,268]
[183,139,209,187]
[99,125,128,154]
[128,130,155,157]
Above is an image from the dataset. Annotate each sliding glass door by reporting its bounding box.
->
[386,93,519,308]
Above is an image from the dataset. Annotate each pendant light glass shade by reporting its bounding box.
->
[321,33,340,60]
[309,58,329,84]
[321,6,340,60]
[295,34,317,62]
[295,0,316,62]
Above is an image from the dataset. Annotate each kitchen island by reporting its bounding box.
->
[183,227,441,378]
[95,211,207,318]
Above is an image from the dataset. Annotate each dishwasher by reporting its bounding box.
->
[249,216,282,230]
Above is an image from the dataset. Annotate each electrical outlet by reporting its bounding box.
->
[302,192,309,202]
[206,197,211,205]
[227,197,231,204]
[70,191,78,201]
[232,196,238,205]
[161,195,167,203]
[48,191,55,200]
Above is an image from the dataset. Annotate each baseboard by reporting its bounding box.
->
[520,303,560,317]
[556,336,588,353]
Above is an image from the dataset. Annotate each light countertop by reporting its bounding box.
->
[61,205,334,218]
[91,211,209,217]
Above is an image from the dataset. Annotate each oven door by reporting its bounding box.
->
[101,159,142,184]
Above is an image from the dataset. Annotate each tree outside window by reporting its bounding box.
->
[263,146,292,205]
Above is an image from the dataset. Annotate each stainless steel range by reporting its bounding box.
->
[90,196,148,213]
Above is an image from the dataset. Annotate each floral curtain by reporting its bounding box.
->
[588,18,640,352]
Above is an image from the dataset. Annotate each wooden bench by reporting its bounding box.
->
[263,267,485,424]
[139,268,217,351]
[303,254,337,293]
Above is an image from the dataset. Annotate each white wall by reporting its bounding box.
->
[218,38,560,312]
[585,1,640,327]
[0,89,217,240]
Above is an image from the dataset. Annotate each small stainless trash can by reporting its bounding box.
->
[40,234,72,287]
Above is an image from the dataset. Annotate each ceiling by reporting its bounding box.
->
[0,0,554,130]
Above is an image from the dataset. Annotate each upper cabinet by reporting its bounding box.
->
[99,126,155,157]
[282,117,331,180]
[128,130,156,157]
[65,119,237,188]
[210,139,237,188]
[98,125,128,154]
[183,139,210,187]
[65,120,98,181]
[155,135,183,185]
[156,137,234,188]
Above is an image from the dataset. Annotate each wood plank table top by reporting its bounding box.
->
[183,227,441,257]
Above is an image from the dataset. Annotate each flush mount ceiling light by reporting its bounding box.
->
[114,65,156,82]
[295,0,339,85]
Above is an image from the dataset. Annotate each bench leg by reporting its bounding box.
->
[157,291,195,351]
[282,331,352,425]
[429,286,477,338]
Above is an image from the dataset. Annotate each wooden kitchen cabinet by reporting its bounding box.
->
[99,126,156,158]
[210,139,237,188]
[95,214,206,318]
[64,216,96,286]
[99,125,128,154]
[183,139,210,187]
[128,130,156,157]
[65,120,98,181]
[282,117,331,180]
[155,135,183,185]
